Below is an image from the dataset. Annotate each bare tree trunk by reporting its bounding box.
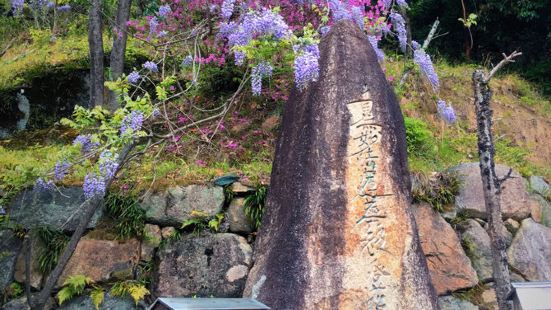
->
[471,51,522,309]
[29,144,135,310]
[472,69,511,309]
[108,0,132,111]
[88,0,105,108]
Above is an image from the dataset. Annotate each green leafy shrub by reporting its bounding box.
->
[404,117,436,158]
[104,194,146,239]
[244,185,267,230]
[181,212,224,235]
[412,172,461,212]
[2,282,24,303]
[36,227,69,274]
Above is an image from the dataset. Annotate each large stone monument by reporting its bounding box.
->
[243,21,439,309]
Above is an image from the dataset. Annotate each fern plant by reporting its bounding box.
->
[110,280,149,305]
[244,185,268,230]
[56,275,93,305]
[90,287,105,310]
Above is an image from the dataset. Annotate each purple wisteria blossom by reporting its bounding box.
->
[57,4,70,11]
[143,61,158,72]
[414,48,440,91]
[294,44,320,91]
[34,178,55,192]
[397,0,409,9]
[437,100,457,124]
[54,160,71,181]
[120,111,144,135]
[83,173,106,199]
[251,61,273,96]
[219,9,292,66]
[390,12,407,53]
[351,6,364,30]
[367,35,385,62]
[73,134,99,155]
[98,151,119,179]
[328,0,351,21]
[320,26,331,36]
[158,4,171,17]
[11,0,24,15]
[382,0,393,10]
[221,0,236,20]
[149,17,159,36]
[182,55,193,67]
[127,71,140,84]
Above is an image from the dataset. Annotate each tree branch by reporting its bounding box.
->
[422,19,440,50]
[485,51,523,83]
[30,143,135,310]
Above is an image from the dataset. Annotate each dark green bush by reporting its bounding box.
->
[104,194,145,239]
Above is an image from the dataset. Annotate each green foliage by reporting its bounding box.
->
[412,172,461,212]
[409,0,551,95]
[104,194,146,239]
[90,287,104,310]
[458,13,478,28]
[181,216,209,235]
[2,282,24,303]
[181,211,225,235]
[0,145,65,205]
[158,229,181,249]
[208,213,225,232]
[244,185,268,230]
[404,117,436,158]
[110,280,149,305]
[36,227,69,275]
[56,275,93,305]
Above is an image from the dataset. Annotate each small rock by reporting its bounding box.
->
[227,198,252,234]
[529,194,551,228]
[438,295,479,310]
[451,163,532,220]
[1,295,55,310]
[154,233,252,298]
[8,187,103,231]
[58,237,140,286]
[161,227,176,239]
[141,224,162,260]
[507,218,551,281]
[14,236,43,289]
[231,182,254,195]
[504,219,520,234]
[480,285,498,309]
[459,219,493,283]
[413,203,479,295]
[530,175,550,197]
[486,223,513,248]
[0,230,22,292]
[57,293,138,310]
[140,185,224,226]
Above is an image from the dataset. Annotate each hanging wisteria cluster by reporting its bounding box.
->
[11,0,71,17]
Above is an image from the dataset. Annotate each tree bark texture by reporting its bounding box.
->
[30,144,134,310]
[88,0,105,108]
[108,0,132,111]
[472,69,511,310]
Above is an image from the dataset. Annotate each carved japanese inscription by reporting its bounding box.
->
[346,91,390,308]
